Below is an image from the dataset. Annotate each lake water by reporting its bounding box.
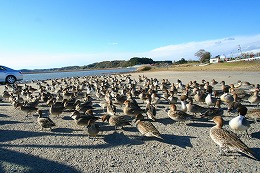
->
[22,68,136,82]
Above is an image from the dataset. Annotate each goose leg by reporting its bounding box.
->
[219,147,226,156]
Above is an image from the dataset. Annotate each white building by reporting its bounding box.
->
[210,55,226,63]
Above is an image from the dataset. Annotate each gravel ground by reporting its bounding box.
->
[0,70,259,173]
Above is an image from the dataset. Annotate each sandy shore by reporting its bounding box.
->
[0,70,259,173]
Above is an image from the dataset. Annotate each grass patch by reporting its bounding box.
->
[150,60,260,72]
[137,65,153,71]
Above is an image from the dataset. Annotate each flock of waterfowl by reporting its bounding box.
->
[1,73,260,160]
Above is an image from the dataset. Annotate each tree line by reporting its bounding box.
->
[24,48,252,72]
[83,57,172,69]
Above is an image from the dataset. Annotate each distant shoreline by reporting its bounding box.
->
[21,67,132,74]
[21,60,260,75]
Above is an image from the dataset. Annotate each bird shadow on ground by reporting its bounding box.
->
[99,124,115,132]
[236,148,260,161]
[251,131,260,139]
[93,108,106,114]
[156,105,167,109]
[62,115,73,120]
[130,133,196,149]
[246,104,259,108]
[157,117,174,125]
[160,134,195,148]
[0,129,55,142]
[186,122,213,128]
[98,124,137,133]
[40,109,50,115]
[116,109,124,114]
[51,127,77,133]
[0,129,86,143]
[103,131,144,146]
[251,148,260,161]
[0,113,10,118]
[0,120,23,125]
[0,148,81,173]
[121,126,139,132]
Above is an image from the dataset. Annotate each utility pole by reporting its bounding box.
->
[238,45,243,59]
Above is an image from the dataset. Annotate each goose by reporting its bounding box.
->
[221,81,231,93]
[210,116,255,159]
[186,98,207,116]
[133,114,163,140]
[145,100,156,121]
[114,93,127,107]
[248,90,260,107]
[167,104,193,124]
[37,110,55,131]
[227,94,244,112]
[17,102,38,117]
[211,79,218,86]
[106,100,117,116]
[180,99,187,112]
[220,92,234,104]
[205,89,217,107]
[123,100,143,118]
[101,114,130,131]
[166,90,178,104]
[229,106,251,137]
[246,108,260,123]
[194,90,206,103]
[229,84,248,100]
[87,119,100,138]
[150,92,161,105]
[71,110,99,127]
[50,104,64,118]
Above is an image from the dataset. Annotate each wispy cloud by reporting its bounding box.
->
[143,34,260,61]
[109,42,118,45]
[1,34,260,69]
[0,52,133,69]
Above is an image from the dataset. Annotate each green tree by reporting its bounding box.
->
[128,57,154,66]
[175,58,187,64]
[195,49,211,63]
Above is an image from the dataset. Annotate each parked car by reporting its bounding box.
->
[0,65,23,84]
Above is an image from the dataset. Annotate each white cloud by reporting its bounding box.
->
[145,35,260,60]
[1,34,260,69]
[144,34,260,61]
[0,52,133,69]
[107,42,119,46]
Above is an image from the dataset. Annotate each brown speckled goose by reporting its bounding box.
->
[167,104,193,124]
[210,116,255,159]
[246,108,260,123]
[248,90,260,107]
[134,115,163,140]
[101,114,130,131]
[87,119,100,138]
[37,110,55,131]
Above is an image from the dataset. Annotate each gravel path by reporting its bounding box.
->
[0,70,259,173]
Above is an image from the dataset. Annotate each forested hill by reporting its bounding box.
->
[21,57,172,73]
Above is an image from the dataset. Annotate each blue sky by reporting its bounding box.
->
[1,0,260,69]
